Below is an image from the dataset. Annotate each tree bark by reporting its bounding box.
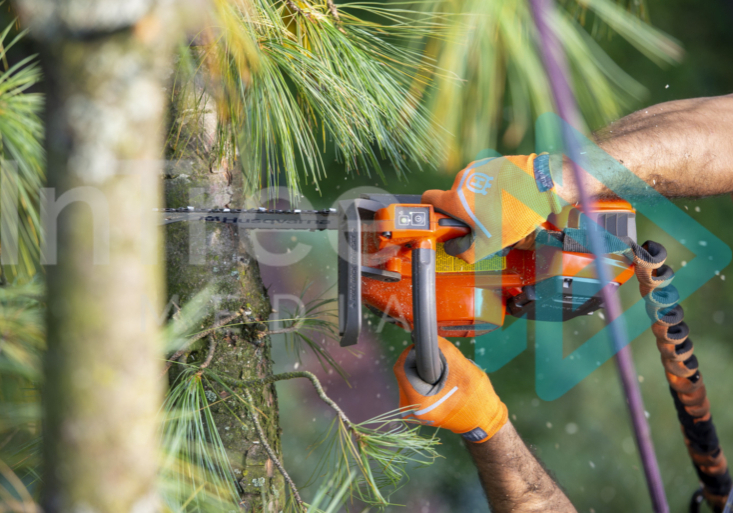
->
[165,87,286,511]
[13,2,179,511]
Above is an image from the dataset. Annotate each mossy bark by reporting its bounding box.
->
[164,91,285,511]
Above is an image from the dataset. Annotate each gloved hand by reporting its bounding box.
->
[393,336,508,443]
[422,153,563,263]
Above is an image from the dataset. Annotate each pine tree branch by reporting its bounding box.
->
[189,369,440,508]
[190,308,246,344]
[0,458,37,512]
[285,0,305,16]
[326,0,341,22]
[195,336,217,375]
[162,308,244,376]
[263,326,302,336]
[204,370,353,429]
[243,388,304,509]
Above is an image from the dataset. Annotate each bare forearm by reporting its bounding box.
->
[466,422,576,513]
[555,94,733,202]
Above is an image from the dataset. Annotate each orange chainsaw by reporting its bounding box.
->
[336,194,637,384]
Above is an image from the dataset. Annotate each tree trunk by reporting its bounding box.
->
[13,2,178,511]
[164,88,285,511]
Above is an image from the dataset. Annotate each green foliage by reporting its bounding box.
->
[205,368,441,510]
[306,469,357,513]
[167,0,686,184]
[0,22,45,508]
[0,22,44,281]
[0,281,43,506]
[421,0,682,166]
[0,281,43,383]
[319,410,440,507]
[170,0,442,200]
[274,283,348,380]
[161,369,242,512]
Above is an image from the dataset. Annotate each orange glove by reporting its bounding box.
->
[393,337,508,443]
[422,154,563,263]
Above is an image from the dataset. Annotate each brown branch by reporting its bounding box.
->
[171,300,182,320]
[204,370,353,429]
[195,336,217,375]
[263,326,302,336]
[190,308,245,344]
[326,0,341,22]
[162,308,244,376]
[286,0,305,16]
[243,388,304,509]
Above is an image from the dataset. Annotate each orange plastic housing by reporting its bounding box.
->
[361,200,636,338]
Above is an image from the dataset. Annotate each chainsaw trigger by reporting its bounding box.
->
[361,266,401,283]
[438,218,470,229]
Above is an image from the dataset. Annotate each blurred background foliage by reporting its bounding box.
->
[1,0,733,511]
[421,0,681,169]
[0,21,43,282]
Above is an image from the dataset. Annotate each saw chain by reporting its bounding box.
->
[157,206,339,230]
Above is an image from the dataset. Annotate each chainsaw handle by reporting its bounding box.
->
[337,198,383,347]
[411,246,443,385]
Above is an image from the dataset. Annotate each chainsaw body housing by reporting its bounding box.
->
[338,195,637,346]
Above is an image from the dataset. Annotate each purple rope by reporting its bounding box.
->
[528,1,669,511]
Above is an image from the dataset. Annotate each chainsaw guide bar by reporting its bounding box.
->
[157,207,339,230]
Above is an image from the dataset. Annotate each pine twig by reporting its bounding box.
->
[326,0,341,22]
[286,0,305,16]
[204,370,353,429]
[205,370,440,508]
[195,337,217,375]
[326,0,346,34]
[191,308,246,345]
[243,388,304,509]
[264,326,303,336]
[162,308,244,376]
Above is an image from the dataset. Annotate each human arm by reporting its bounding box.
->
[393,337,575,512]
[466,422,577,513]
[554,93,733,202]
[421,94,733,262]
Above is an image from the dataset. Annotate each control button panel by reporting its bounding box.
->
[395,207,430,230]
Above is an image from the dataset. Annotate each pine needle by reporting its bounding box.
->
[0,22,44,281]
[419,0,682,165]
[170,0,444,201]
